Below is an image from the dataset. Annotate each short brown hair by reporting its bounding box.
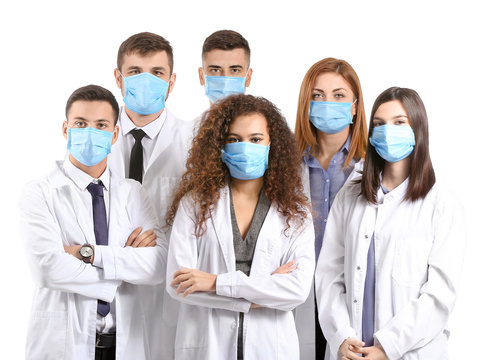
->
[202,30,250,62]
[294,58,367,167]
[117,32,174,73]
[65,85,119,125]
[361,87,436,203]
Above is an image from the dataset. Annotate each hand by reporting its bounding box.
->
[125,226,157,247]
[170,268,217,297]
[272,260,297,275]
[339,338,365,360]
[351,345,388,360]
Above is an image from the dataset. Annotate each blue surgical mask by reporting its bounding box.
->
[205,75,246,103]
[308,101,354,134]
[67,127,113,166]
[221,142,269,180]
[122,72,169,115]
[369,124,415,163]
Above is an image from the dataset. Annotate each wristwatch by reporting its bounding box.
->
[79,244,94,263]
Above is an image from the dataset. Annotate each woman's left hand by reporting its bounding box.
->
[171,268,217,297]
[349,344,388,360]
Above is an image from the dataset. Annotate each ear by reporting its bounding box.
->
[245,68,253,88]
[111,125,120,145]
[351,100,357,117]
[166,73,177,99]
[62,121,68,140]
[114,68,124,93]
[198,67,205,86]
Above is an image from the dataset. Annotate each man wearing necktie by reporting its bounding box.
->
[108,32,194,358]
[20,85,167,360]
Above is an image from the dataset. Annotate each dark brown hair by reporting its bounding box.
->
[202,30,250,63]
[117,32,173,73]
[166,94,308,236]
[65,85,119,125]
[361,87,436,203]
[294,57,367,167]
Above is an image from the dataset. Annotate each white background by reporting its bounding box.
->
[1,0,492,357]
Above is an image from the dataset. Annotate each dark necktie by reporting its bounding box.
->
[87,181,110,317]
[129,129,146,183]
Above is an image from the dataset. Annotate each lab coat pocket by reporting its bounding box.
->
[26,310,68,359]
[160,177,181,219]
[392,236,432,287]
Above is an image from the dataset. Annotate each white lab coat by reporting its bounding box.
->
[315,178,466,360]
[294,159,363,360]
[108,107,193,359]
[20,161,167,360]
[167,187,316,360]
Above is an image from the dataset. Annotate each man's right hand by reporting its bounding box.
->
[125,226,157,247]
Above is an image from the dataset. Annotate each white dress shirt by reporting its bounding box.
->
[62,157,116,333]
[119,107,166,176]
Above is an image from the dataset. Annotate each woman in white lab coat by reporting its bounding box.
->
[293,57,368,360]
[315,87,466,360]
[166,94,315,360]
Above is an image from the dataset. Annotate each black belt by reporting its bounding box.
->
[96,332,116,349]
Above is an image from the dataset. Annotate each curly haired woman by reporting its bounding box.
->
[166,94,315,360]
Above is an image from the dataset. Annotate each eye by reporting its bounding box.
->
[74,121,86,127]
[334,93,345,100]
[311,93,323,100]
[128,69,140,75]
[250,137,262,143]
[373,121,384,127]
[231,69,241,74]
[226,136,240,143]
[210,68,220,74]
[154,70,164,76]
[97,123,108,129]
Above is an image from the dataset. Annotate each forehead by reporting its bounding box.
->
[203,48,248,67]
[313,72,352,92]
[374,100,408,118]
[229,113,268,133]
[121,50,171,72]
[67,100,114,121]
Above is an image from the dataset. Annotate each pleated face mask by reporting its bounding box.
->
[205,76,246,103]
[308,101,354,134]
[369,124,415,162]
[122,72,169,115]
[221,142,270,180]
[67,127,113,166]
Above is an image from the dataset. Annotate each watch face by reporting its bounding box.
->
[80,245,93,258]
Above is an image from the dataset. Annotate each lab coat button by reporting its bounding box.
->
[357,266,361,270]
[324,219,327,223]
[364,235,369,239]
[326,179,330,183]
[353,299,357,303]
[231,322,237,329]
[324,198,328,202]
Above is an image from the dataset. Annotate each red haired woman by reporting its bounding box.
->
[316,87,466,360]
[166,94,315,360]
[294,57,368,359]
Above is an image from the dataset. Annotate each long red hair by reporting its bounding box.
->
[294,57,367,166]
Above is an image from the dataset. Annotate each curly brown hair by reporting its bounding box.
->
[166,94,309,236]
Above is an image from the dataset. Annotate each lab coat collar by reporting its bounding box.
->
[119,106,167,140]
[62,156,110,191]
[376,174,409,204]
[211,186,236,273]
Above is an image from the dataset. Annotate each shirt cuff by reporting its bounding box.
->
[216,272,239,298]
[92,245,103,268]
[374,330,402,360]
[329,326,358,360]
[94,245,116,279]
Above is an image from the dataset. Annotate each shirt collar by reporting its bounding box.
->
[62,156,110,191]
[120,107,167,140]
[303,135,351,167]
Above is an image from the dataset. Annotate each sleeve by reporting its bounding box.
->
[315,192,357,359]
[19,182,119,303]
[215,211,316,311]
[96,184,167,285]
[166,198,251,313]
[375,192,467,360]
